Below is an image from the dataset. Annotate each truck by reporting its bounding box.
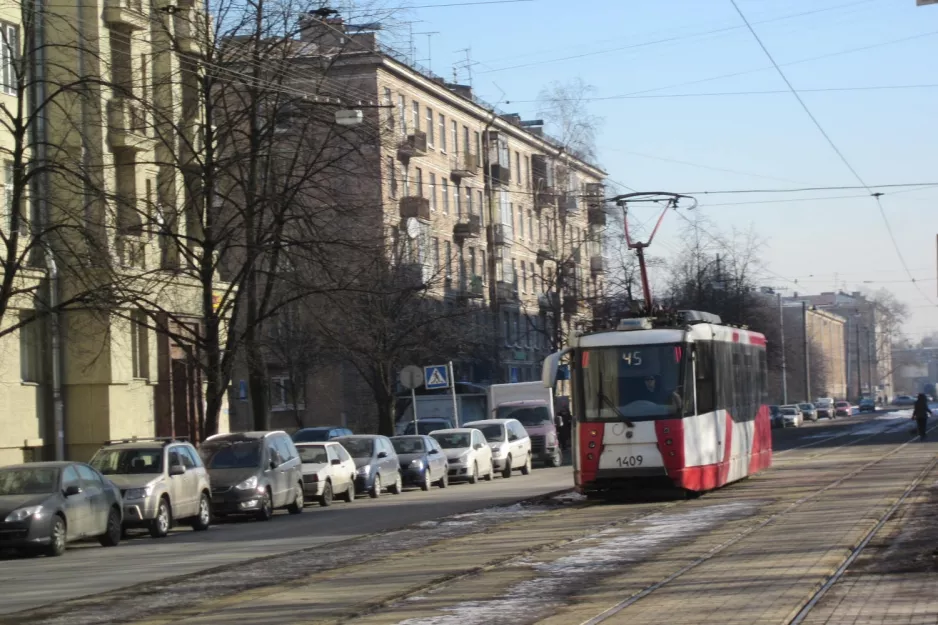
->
[487,382,563,467]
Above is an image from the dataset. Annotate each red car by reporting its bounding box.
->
[834,401,852,417]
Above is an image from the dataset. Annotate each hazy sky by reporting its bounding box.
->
[361,0,938,338]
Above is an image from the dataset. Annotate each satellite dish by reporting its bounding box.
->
[406,218,421,240]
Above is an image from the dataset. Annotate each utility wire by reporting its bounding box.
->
[729,0,938,308]
[680,182,938,196]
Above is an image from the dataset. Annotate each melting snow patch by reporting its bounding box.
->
[399,502,755,625]
[551,491,587,504]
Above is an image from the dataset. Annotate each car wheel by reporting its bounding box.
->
[99,507,122,547]
[256,489,273,521]
[484,464,493,481]
[438,472,449,488]
[44,514,67,557]
[420,471,431,491]
[318,481,333,507]
[342,480,356,502]
[520,453,532,475]
[191,492,211,531]
[288,483,305,513]
[369,474,381,499]
[149,497,172,538]
[501,456,513,479]
[389,472,403,495]
[468,461,479,484]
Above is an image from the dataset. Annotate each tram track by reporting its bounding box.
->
[572,423,938,625]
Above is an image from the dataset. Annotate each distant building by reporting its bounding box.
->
[785,292,894,401]
[781,304,847,401]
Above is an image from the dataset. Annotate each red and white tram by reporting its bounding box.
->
[543,311,772,495]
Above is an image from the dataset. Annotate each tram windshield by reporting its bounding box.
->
[578,344,692,421]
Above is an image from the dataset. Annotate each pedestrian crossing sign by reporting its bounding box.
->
[424,365,450,390]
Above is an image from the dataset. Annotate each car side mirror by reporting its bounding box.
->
[331,459,341,465]
[473,443,483,450]
[269,460,278,470]
[377,451,388,459]
[428,448,438,455]
[64,485,82,497]
[169,464,186,476]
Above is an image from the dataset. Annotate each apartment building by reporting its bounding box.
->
[782,304,847,400]
[786,291,894,401]
[0,0,225,464]
[232,16,607,431]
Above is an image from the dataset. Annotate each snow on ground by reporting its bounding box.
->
[798,411,914,440]
[398,502,757,625]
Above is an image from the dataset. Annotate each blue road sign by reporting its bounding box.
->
[424,365,450,390]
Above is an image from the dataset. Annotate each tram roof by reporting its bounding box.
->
[573,323,766,348]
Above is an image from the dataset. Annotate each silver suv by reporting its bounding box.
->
[90,438,212,538]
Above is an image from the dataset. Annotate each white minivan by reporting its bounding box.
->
[462,419,532,478]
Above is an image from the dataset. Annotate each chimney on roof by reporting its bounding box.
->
[500,113,522,127]
[299,13,347,46]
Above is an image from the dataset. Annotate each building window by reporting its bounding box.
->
[429,173,437,211]
[398,95,407,134]
[527,211,534,241]
[384,87,393,132]
[511,258,518,286]
[388,157,397,198]
[0,22,18,96]
[432,237,440,274]
[465,187,472,217]
[515,152,521,186]
[474,131,481,158]
[441,178,449,214]
[130,310,150,380]
[434,113,444,152]
[521,263,527,293]
[426,108,434,146]
[415,167,423,196]
[518,206,524,239]
[469,247,476,276]
[402,165,410,196]
[453,183,460,217]
[477,191,483,221]
[19,310,38,383]
[445,240,452,277]
[480,249,487,282]
[525,155,531,188]
[463,126,470,155]
[412,101,420,132]
[270,376,304,411]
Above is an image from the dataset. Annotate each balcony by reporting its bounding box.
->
[538,291,559,311]
[489,163,511,186]
[588,206,606,226]
[399,196,430,222]
[563,294,579,315]
[559,193,579,215]
[496,280,518,303]
[397,262,426,290]
[103,0,148,30]
[397,131,428,159]
[535,189,557,212]
[107,97,153,151]
[590,255,605,276]
[451,152,479,180]
[453,214,482,241]
[155,0,195,9]
[536,248,554,264]
[490,223,511,246]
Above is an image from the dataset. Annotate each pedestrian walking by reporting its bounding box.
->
[912,393,931,441]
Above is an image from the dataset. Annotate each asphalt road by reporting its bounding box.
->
[0,466,573,615]
[0,409,914,617]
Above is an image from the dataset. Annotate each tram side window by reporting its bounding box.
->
[694,343,715,414]
[758,350,769,402]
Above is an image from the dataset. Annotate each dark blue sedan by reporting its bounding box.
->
[391,435,449,490]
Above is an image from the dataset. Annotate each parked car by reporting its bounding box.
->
[893,395,916,407]
[859,398,877,413]
[334,435,402,498]
[294,442,357,506]
[798,403,818,422]
[90,438,211,538]
[769,406,785,428]
[780,405,803,428]
[0,462,122,557]
[497,403,563,467]
[815,398,835,420]
[292,427,353,443]
[835,401,853,416]
[200,431,304,520]
[462,419,532,478]
[391,435,449,490]
[401,418,455,436]
[430,428,494,484]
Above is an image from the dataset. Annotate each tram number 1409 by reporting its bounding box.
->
[615,455,644,467]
